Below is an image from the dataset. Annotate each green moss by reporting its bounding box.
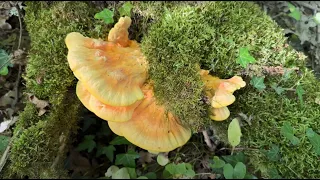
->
[140,1,303,132]
[6,1,113,178]
[140,1,320,178]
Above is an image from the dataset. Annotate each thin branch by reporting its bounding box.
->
[202,130,216,151]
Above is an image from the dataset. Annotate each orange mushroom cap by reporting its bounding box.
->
[76,81,142,122]
[65,17,148,106]
[107,16,132,47]
[108,83,192,152]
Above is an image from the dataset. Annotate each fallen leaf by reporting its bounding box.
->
[0,116,18,133]
[138,150,155,164]
[0,90,15,107]
[27,93,49,116]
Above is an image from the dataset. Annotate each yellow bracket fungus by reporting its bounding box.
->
[66,16,245,152]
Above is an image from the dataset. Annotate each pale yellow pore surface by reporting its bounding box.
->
[76,81,142,122]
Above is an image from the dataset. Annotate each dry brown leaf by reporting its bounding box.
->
[138,150,155,164]
[27,93,49,116]
[0,90,15,107]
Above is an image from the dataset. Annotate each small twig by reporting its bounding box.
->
[217,147,260,152]
[0,129,20,172]
[202,130,216,151]
[292,1,320,12]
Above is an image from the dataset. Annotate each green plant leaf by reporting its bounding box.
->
[263,144,280,161]
[175,163,187,175]
[210,156,226,169]
[185,163,196,178]
[0,67,8,76]
[96,145,116,162]
[280,122,300,145]
[314,13,320,24]
[137,176,148,179]
[271,83,285,95]
[228,118,242,147]
[236,47,256,68]
[144,172,157,179]
[157,153,169,166]
[94,8,114,24]
[250,76,266,91]
[233,162,246,179]
[282,69,293,82]
[0,135,10,152]
[223,163,234,179]
[222,152,246,167]
[115,149,140,168]
[267,168,282,179]
[105,165,119,177]
[296,85,304,105]
[0,49,10,76]
[165,163,176,175]
[306,128,320,155]
[126,167,137,179]
[112,167,130,179]
[119,2,133,17]
[287,2,301,21]
[82,116,96,132]
[110,136,132,145]
[76,135,96,153]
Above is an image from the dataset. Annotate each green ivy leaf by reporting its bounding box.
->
[185,163,196,178]
[223,164,234,179]
[96,145,116,162]
[306,128,320,155]
[112,167,130,179]
[0,49,11,76]
[94,8,114,24]
[115,149,140,168]
[105,165,119,177]
[296,85,304,106]
[263,144,280,162]
[126,167,137,179]
[76,135,96,153]
[144,172,157,179]
[210,156,226,169]
[287,2,301,21]
[233,162,246,179]
[82,116,96,132]
[222,152,246,167]
[236,47,256,68]
[0,135,10,152]
[228,118,242,147]
[110,136,132,145]
[280,122,300,145]
[271,83,285,95]
[165,163,176,175]
[250,76,266,91]
[119,2,133,17]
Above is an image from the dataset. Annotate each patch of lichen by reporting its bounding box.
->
[140,1,302,132]
[6,1,113,178]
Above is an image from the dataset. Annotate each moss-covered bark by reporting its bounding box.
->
[3,1,114,178]
[140,1,320,178]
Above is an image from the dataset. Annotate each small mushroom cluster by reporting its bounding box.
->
[200,70,246,121]
[65,16,245,152]
[65,17,191,153]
